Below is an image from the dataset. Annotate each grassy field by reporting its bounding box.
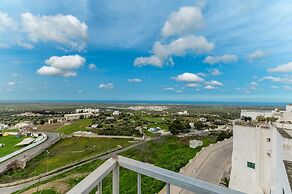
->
[57,119,92,135]
[14,135,218,194]
[0,137,132,183]
[0,136,25,158]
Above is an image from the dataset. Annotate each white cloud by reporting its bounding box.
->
[248,50,265,61]
[186,83,200,88]
[17,41,34,49]
[0,12,14,32]
[98,83,114,89]
[161,6,204,38]
[128,78,142,83]
[196,72,207,77]
[205,80,223,86]
[284,86,292,91]
[7,82,15,86]
[203,54,238,65]
[134,55,163,67]
[21,13,88,51]
[204,85,215,90]
[37,55,85,77]
[88,63,97,70]
[271,86,279,89]
[250,81,258,90]
[268,62,292,73]
[261,76,292,84]
[172,72,204,82]
[163,87,175,91]
[210,69,220,76]
[134,35,214,67]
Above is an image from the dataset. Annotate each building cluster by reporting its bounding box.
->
[230,104,292,194]
[64,108,100,121]
[128,105,168,111]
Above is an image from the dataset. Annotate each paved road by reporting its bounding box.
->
[159,138,233,194]
[0,137,153,194]
[0,132,60,174]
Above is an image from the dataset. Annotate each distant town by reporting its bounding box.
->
[0,103,291,193]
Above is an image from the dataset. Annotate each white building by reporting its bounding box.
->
[76,108,99,114]
[112,111,120,116]
[241,104,292,122]
[230,105,292,194]
[64,113,93,121]
[177,110,188,116]
[0,123,8,130]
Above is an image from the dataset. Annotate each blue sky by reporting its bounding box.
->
[1,0,292,102]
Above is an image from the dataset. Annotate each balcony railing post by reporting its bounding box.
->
[96,181,102,194]
[137,173,141,194]
[166,183,170,194]
[113,164,119,194]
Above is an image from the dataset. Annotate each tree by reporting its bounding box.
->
[169,120,184,135]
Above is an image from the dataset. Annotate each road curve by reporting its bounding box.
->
[0,132,60,175]
[159,138,233,194]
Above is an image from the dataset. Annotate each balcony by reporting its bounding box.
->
[67,155,244,194]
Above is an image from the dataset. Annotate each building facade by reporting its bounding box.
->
[230,105,292,194]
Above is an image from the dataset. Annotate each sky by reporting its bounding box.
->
[1,0,292,102]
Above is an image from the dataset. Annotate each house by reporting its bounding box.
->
[177,111,188,116]
[64,112,94,121]
[112,111,120,116]
[15,121,33,130]
[229,105,292,194]
[76,108,99,114]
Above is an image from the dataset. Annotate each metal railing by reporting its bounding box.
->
[67,156,244,194]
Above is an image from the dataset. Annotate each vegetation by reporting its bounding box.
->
[0,137,132,183]
[0,136,25,157]
[57,119,92,135]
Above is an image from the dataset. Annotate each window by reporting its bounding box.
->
[247,161,255,169]
[266,138,271,142]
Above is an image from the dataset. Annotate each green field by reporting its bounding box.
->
[0,137,132,183]
[0,136,25,158]
[14,135,218,194]
[57,119,92,135]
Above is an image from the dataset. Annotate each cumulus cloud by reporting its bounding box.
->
[88,63,97,70]
[186,83,200,88]
[0,12,14,32]
[268,62,292,73]
[128,78,142,83]
[205,80,223,86]
[261,76,292,84]
[21,13,88,51]
[98,83,114,89]
[161,6,204,38]
[203,54,238,65]
[134,55,163,67]
[210,69,220,76]
[248,50,265,61]
[172,72,204,82]
[134,35,214,67]
[204,85,215,90]
[37,55,85,77]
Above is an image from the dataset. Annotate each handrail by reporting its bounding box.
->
[67,157,117,194]
[117,156,243,194]
[67,156,244,194]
